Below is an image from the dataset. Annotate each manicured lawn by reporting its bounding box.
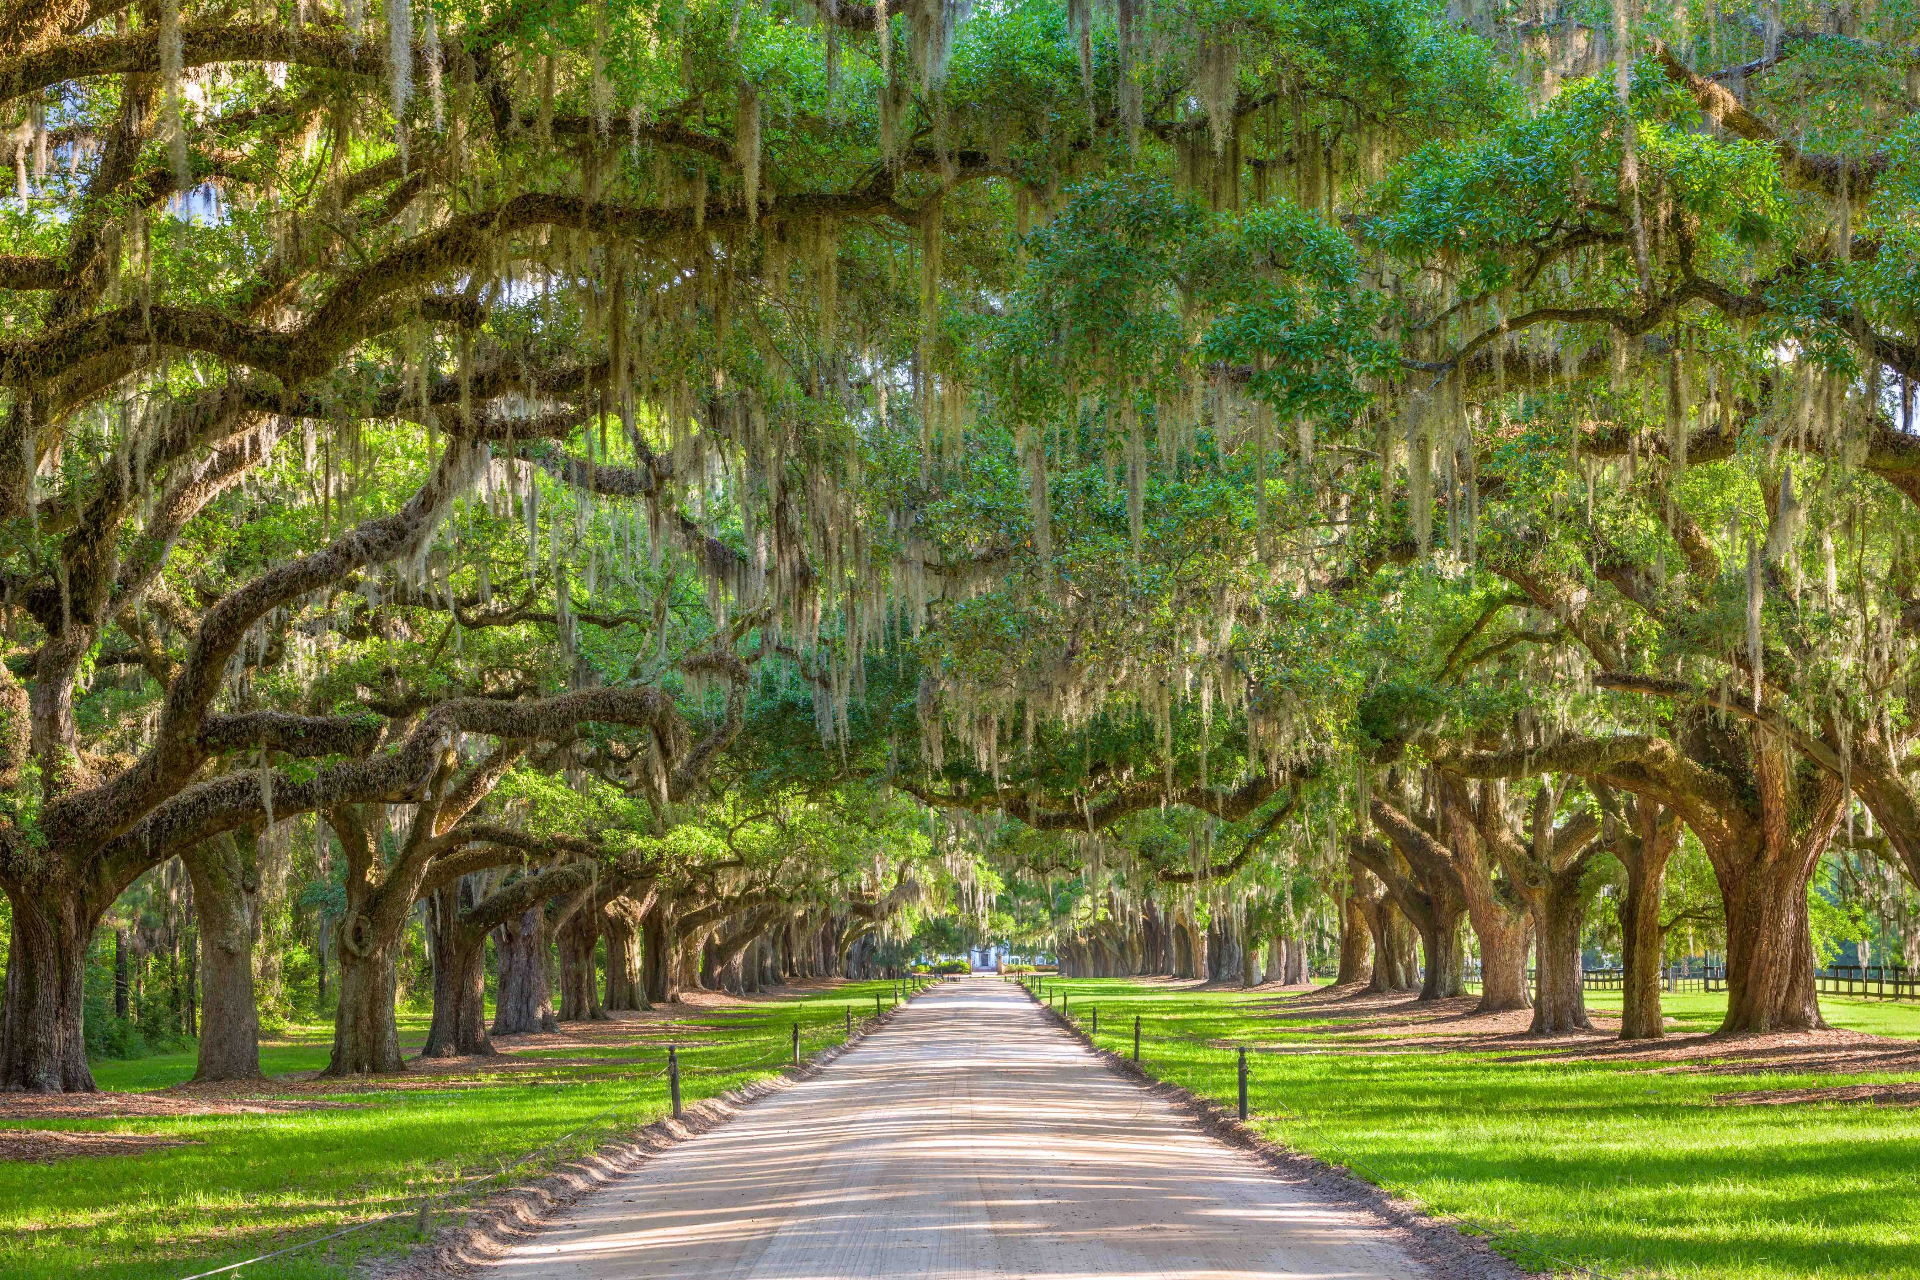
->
[1033,977,1920,1280]
[1,981,915,1280]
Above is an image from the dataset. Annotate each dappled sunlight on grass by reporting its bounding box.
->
[1,981,913,1280]
[1042,977,1920,1280]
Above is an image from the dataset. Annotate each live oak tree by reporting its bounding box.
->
[0,0,1039,1089]
[9,0,1920,1095]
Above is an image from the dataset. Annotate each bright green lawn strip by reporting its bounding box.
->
[4,981,906,1280]
[1040,977,1920,1280]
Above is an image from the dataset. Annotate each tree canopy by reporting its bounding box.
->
[4,0,1919,1091]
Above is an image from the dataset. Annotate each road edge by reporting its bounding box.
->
[1017,982,1557,1280]
[357,997,915,1280]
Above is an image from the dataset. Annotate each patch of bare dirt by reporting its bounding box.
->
[0,1128,196,1162]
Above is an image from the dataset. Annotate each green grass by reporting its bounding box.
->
[1031,977,1920,1280]
[2,981,917,1280]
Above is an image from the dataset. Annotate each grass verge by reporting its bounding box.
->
[2,980,918,1280]
[1029,976,1920,1280]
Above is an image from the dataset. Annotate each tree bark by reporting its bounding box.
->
[1719,846,1823,1032]
[1385,909,1421,991]
[1357,804,1469,1000]
[327,917,403,1075]
[0,887,98,1092]
[492,906,554,1035]
[183,834,265,1082]
[1207,917,1242,983]
[1420,922,1465,999]
[1430,777,1534,1014]
[1615,798,1682,1040]
[1476,908,1534,1015]
[1285,934,1309,983]
[602,894,649,1011]
[1336,890,1372,985]
[1693,740,1841,1033]
[1529,874,1591,1034]
[1240,934,1262,987]
[1361,895,1419,993]
[673,928,705,1003]
[642,901,678,1005]
[420,880,494,1058]
[556,906,605,1022]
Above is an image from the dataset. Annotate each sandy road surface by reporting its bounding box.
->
[488,977,1430,1279]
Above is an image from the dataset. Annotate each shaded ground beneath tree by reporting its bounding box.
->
[0,980,870,1125]
[0,1129,199,1162]
[1226,979,1920,1105]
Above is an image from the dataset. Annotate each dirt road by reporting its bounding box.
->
[487,978,1432,1278]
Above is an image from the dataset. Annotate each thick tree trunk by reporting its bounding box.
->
[1361,895,1391,993]
[603,901,647,1011]
[1719,851,1823,1033]
[326,936,403,1075]
[1529,878,1590,1034]
[1336,894,1372,985]
[422,937,492,1058]
[756,934,775,988]
[420,883,494,1058]
[1240,936,1261,987]
[1285,934,1309,984]
[0,890,98,1092]
[556,908,605,1022]
[1207,918,1242,983]
[1419,920,1466,1000]
[1390,916,1421,990]
[1606,796,1683,1039]
[1618,855,1669,1040]
[1475,909,1534,1015]
[642,902,678,1005]
[1265,935,1285,984]
[492,907,554,1035]
[673,930,705,1004]
[183,836,265,1083]
[1362,897,1419,993]
[1139,903,1165,975]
